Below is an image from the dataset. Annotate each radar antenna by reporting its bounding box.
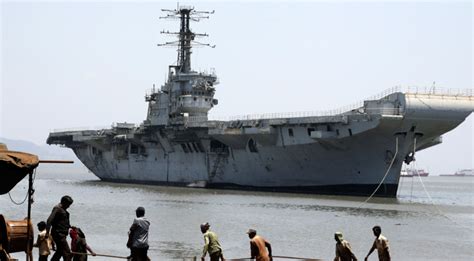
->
[158,5,215,73]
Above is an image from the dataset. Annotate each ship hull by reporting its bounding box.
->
[48,91,473,198]
[68,120,412,197]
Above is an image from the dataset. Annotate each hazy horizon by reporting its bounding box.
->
[1,1,473,175]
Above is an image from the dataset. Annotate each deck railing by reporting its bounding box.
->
[52,86,472,131]
[204,86,471,122]
[51,122,138,133]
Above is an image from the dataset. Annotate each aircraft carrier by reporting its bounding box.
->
[47,6,473,197]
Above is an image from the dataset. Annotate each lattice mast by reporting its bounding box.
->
[159,5,215,73]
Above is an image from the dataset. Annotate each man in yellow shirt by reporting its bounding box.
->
[364,226,390,261]
[200,222,224,261]
[334,232,357,261]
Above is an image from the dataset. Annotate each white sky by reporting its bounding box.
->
[1,0,472,175]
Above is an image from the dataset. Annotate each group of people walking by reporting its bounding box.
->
[33,195,391,261]
[34,195,147,261]
[199,224,390,261]
[34,196,96,261]
[333,226,391,261]
[199,223,272,261]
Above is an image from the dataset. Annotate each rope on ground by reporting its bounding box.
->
[68,251,324,260]
[70,251,128,259]
[357,136,399,208]
[272,255,323,260]
[170,256,248,261]
[177,256,323,260]
[217,256,322,261]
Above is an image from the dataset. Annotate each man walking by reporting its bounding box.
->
[247,229,272,261]
[334,232,357,261]
[46,195,73,261]
[364,226,390,261]
[127,207,150,261]
[200,222,224,261]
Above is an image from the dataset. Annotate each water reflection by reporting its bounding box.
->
[1,176,473,260]
[76,179,437,220]
[156,241,198,259]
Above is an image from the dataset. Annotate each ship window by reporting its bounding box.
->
[181,144,189,153]
[348,128,353,136]
[91,147,102,156]
[210,140,228,153]
[336,129,340,136]
[288,128,294,137]
[307,128,315,136]
[248,138,258,153]
[130,144,139,154]
[197,142,205,153]
[194,97,197,101]
[205,98,208,102]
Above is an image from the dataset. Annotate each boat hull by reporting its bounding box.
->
[67,121,411,197]
[47,91,473,198]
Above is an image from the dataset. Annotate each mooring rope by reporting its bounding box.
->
[409,166,415,202]
[225,256,322,260]
[357,136,399,208]
[225,255,323,261]
[70,251,128,259]
[70,252,322,260]
[410,137,474,231]
[272,255,323,260]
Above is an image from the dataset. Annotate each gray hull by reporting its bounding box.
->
[48,91,473,197]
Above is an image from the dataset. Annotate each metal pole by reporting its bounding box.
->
[39,160,74,164]
[26,171,33,261]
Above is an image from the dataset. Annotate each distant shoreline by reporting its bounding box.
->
[439,175,474,177]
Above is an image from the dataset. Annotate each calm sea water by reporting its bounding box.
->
[1,171,473,261]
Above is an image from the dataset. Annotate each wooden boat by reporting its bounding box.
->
[0,143,39,195]
[0,143,72,260]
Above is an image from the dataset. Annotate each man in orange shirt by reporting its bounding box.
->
[247,229,272,261]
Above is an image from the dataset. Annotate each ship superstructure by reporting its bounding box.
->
[47,6,474,197]
[148,6,218,126]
